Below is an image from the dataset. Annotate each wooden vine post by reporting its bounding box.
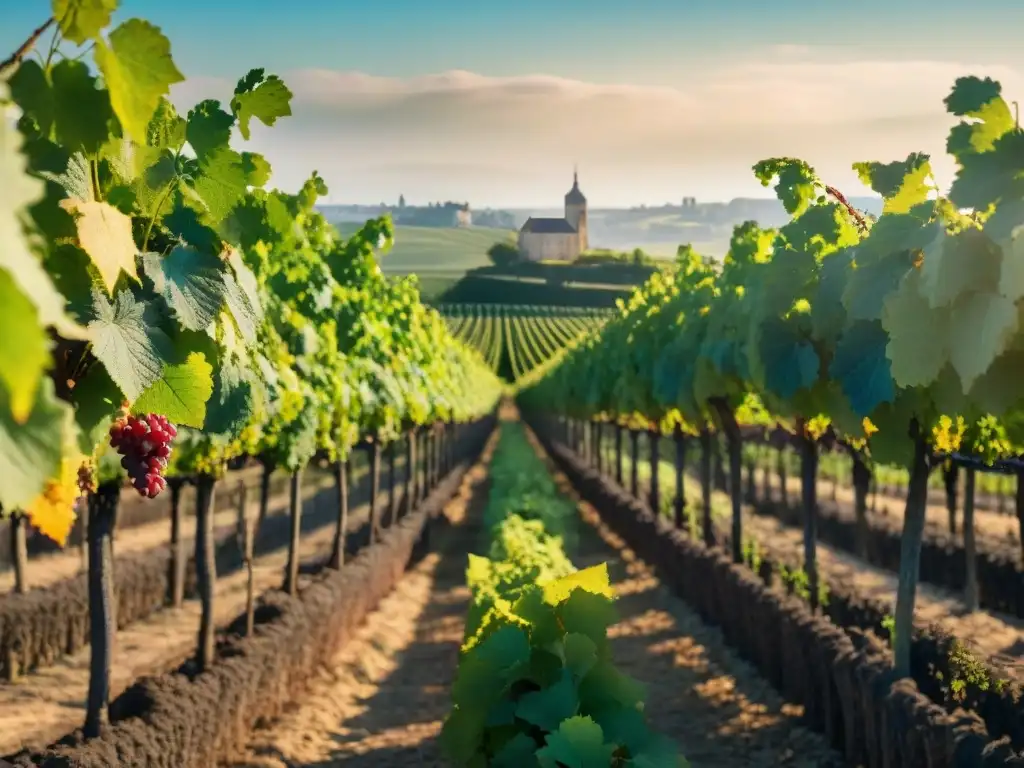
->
[9,511,28,594]
[699,427,714,548]
[711,399,743,564]
[84,483,119,738]
[963,467,978,612]
[672,424,687,530]
[368,438,382,542]
[235,483,256,636]
[943,463,959,535]
[850,452,872,559]
[614,422,624,486]
[386,441,397,529]
[648,426,660,515]
[629,427,640,499]
[405,428,416,518]
[284,467,304,596]
[167,478,187,607]
[328,458,351,569]
[194,474,218,673]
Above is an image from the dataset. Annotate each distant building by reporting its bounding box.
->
[454,203,472,227]
[517,171,589,262]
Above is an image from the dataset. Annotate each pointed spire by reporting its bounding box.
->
[573,164,578,186]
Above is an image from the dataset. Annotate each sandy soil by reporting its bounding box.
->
[229,416,843,767]
[0,480,389,756]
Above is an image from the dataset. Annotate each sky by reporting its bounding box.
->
[3,0,1024,207]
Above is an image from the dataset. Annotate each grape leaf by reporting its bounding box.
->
[919,228,1002,310]
[87,288,166,401]
[948,291,1019,393]
[828,321,895,417]
[853,153,933,215]
[50,60,114,156]
[842,251,915,322]
[186,99,235,158]
[52,0,117,44]
[241,152,272,187]
[542,563,613,605]
[0,269,51,424]
[492,733,540,768]
[71,363,122,455]
[230,69,293,140]
[516,673,579,732]
[756,317,819,401]
[563,633,598,679]
[189,146,248,226]
[94,19,185,143]
[8,61,54,136]
[60,198,138,293]
[204,359,255,435]
[0,379,70,511]
[39,151,93,201]
[132,351,213,427]
[881,270,950,388]
[147,97,187,151]
[143,245,227,331]
[998,230,1024,302]
[535,716,615,768]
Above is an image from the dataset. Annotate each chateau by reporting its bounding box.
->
[517,171,589,261]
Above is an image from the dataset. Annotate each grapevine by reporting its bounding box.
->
[108,412,176,498]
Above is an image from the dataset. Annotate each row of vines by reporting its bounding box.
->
[521,73,1024,685]
[2,0,501,742]
[440,303,612,381]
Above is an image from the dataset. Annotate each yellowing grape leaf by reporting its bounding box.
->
[25,450,87,546]
[542,563,614,605]
[52,0,117,44]
[60,198,138,293]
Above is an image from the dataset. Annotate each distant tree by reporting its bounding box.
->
[398,194,406,208]
[487,241,520,267]
[631,247,645,265]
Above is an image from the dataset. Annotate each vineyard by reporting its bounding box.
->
[3,1,1024,766]
[440,303,613,381]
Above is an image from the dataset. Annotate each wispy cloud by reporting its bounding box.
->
[170,57,1023,206]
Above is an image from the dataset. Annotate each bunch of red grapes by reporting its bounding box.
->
[109,413,177,498]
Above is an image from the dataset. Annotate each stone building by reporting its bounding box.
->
[517,171,588,261]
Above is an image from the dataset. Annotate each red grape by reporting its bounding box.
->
[109,413,176,498]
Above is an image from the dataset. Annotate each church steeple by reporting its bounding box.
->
[565,167,586,205]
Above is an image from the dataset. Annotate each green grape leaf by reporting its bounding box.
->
[142,245,228,331]
[241,152,272,187]
[50,60,114,156]
[563,633,598,679]
[204,359,255,435]
[230,69,293,140]
[87,288,167,401]
[535,716,615,768]
[752,157,819,216]
[60,198,139,293]
[828,321,895,417]
[161,201,221,253]
[968,350,1024,415]
[0,378,70,511]
[842,251,915,322]
[186,99,235,158]
[756,317,819,401]
[881,270,950,388]
[810,250,851,342]
[0,269,51,424]
[132,351,213,427]
[559,589,618,641]
[515,672,579,732]
[944,76,1015,157]
[919,228,1002,310]
[147,97,187,151]
[998,230,1024,302]
[948,291,1019,393]
[52,0,117,44]
[578,658,646,710]
[70,363,122,455]
[40,152,94,201]
[189,146,248,226]
[223,247,262,343]
[492,733,540,768]
[853,153,933,215]
[94,19,185,143]
[8,61,55,136]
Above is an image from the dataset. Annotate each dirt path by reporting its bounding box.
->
[225,438,493,767]
[0,482,392,756]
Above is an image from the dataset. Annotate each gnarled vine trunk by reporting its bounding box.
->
[329,459,350,569]
[194,474,217,673]
[614,423,624,486]
[648,429,661,515]
[893,426,932,679]
[10,511,27,594]
[851,453,871,559]
[673,426,686,530]
[943,463,959,536]
[629,428,640,499]
[798,429,819,612]
[84,483,119,738]
[711,400,743,564]
[167,479,186,608]
[369,441,382,542]
[699,427,714,548]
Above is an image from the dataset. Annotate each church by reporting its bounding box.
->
[517,171,589,262]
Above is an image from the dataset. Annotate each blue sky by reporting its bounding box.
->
[3,1,1022,206]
